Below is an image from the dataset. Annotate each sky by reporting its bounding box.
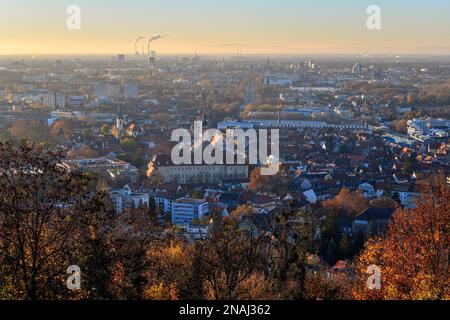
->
[1,0,449,56]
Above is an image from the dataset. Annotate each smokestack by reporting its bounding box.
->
[147,33,167,63]
[135,36,145,55]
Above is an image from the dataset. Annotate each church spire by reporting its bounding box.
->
[202,103,209,128]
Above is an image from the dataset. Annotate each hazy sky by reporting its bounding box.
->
[1,0,449,55]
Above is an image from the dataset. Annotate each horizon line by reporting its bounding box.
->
[2,52,450,58]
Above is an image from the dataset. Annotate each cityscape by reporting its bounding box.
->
[0,0,448,309]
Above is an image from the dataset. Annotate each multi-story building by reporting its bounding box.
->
[67,95,86,108]
[108,185,149,214]
[124,84,139,99]
[147,155,248,184]
[60,157,134,173]
[171,198,209,225]
[263,73,299,86]
[154,191,187,214]
[407,118,450,142]
[43,93,65,110]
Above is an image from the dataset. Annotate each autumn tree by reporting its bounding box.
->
[100,124,110,136]
[370,196,398,209]
[325,238,338,265]
[353,178,449,300]
[269,209,314,299]
[9,120,51,144]
[70,192,161,300]
[108,208,159,299]
[69,145,99,159]
[0,140,88,299]
[407,92,415,105]
[249,167,292,196]
[230,205,253,221]
[322,188,369,217]
[0,140,162,300]
[305,269,353,300]
[145,242,192,300]
[51,119,74,141]
[195,212,271,300]
[319,189,370,263]
[392,119,408,134]
[71,191,117,299]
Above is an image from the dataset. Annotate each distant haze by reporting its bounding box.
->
[1,0,450,55]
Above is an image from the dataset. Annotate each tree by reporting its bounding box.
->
[0,140,164,300]
[121,138,139,152]
[392,119,408,134]
[230,205,253,221]
[249,167,291,196]
[148,196,156,217]
[73,192,116,299]
[270,209,314,299]
[82,128,93,137]
[145,242,192,300]
[195,213,270,300]
[323,188,369,217]
[74,194,160,300]
[108,208,157,299]
[9,120,51,144]
[338,234,351,260]
[0,140,87,299]
[353,177,450,300]
[391,192,401,206]
[100,124,110,136]
[325,238,338,266]
[69,145,99,159]
[370,196,397,209]
[51,120,74,141]
[305,269,352,300]
[407,92,415,105]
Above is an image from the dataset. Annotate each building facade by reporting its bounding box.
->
[171,198,209,225]
[147,155,248,184]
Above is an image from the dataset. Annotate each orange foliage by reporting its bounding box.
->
[352,178,450,300]
[323,188,369,216]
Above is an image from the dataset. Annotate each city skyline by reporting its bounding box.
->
[2,0,450,56]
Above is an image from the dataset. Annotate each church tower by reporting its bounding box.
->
[202,103,209,129]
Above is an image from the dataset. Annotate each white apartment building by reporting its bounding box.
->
[109,185,149,214]
[43,93,65,110]
[171,198,209,225]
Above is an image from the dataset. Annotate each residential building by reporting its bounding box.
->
[353,207,395,236]
[43,92,65,110]
[171,198,209,225]
[109,185,149,213]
